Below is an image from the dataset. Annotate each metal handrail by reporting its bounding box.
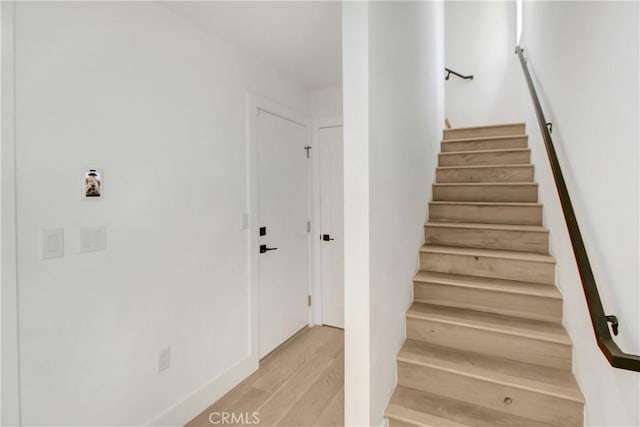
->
[515,45,640,372]
[445,67,473,80]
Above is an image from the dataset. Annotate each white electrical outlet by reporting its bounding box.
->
[158,347,171,372]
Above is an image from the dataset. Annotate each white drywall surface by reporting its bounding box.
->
[12,2,309,425]
[311,86,343,119]
[368,1,444,424]
[520,1,639,425]
[445,1,524,127]
[342,2,371,425]
[342,2,444,425]
[1,2,20,425]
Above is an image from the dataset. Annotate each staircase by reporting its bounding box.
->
[385,123,585,427]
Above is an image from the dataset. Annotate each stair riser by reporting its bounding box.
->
[406,317,572,370]
[444,124,525,140]
[429,203,543,225]
[425,226,549,254]
[387,419,417,427]
[414,282,562,322]
[436,166,534,183]
[439,151,530,167]
[433,185,538,203]
[441,137,528,152]
[420,251,555,284]
[397,361,582,426]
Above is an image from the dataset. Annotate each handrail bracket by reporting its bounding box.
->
[445,67,474,81]
[606,315,619,336]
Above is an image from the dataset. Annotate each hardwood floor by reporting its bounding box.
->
[186,326,344,427]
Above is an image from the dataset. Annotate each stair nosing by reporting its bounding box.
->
[433,182,538,187]
[397,344,584,403]
[390,385,565,427]
[429,201,543,207]
[420,244,556,263]
[444,123,525,132]
[386,403,465,427]
[413,271,561,299]
[425,221,548,233]
[442,134,528,144]
[406,307,571,345]
[439,148,531,156]
[437,163,534,170]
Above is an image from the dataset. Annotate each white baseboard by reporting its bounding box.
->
[380,416,389,427]
[147,355,258,426]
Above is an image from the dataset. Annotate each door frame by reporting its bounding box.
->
[311,117,343,326]
[246,93,313,363]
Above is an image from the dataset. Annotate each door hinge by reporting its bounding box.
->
[308,295,312,307]
[304,145,312,158]
[307,221,311,232]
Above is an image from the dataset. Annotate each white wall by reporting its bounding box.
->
[1,2,20,425]
[12,2,310,425]
[311,86,343,120]
[342,2,371,425]
[368,2,444,424]
[342,2,444,425]
[519,1,639,425]
[445,1,524,127]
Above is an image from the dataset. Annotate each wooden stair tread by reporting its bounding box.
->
[425,221,548,233]
[437,163,533,170]
[413,271,561,298]
[444,124,527,142]
[420,244,555,263]
[386,403,466,427]
[445,122,525,132]
[387,121,584,425]
[428,202,544,226]
[442,134,528,144]
[430,201,542,207]
[399,340,584,403]
[434,182,537,187]
[407,302,571,345]
[424,222,550,254]
[439,148,530,156]
[387,386,552,427]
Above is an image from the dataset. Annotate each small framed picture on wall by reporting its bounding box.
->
[83,169,103,200]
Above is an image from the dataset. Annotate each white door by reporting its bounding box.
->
[319,126,344,328]
[257,109,310,358]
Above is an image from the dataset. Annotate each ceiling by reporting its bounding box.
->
[164,1,342,89]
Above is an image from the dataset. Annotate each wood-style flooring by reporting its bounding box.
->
[186,326,344,427]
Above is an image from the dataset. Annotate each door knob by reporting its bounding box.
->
[322,234,335,241]
[260,244,278,254]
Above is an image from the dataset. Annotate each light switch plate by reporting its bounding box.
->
[42,228,64,259]
[80,226,107,253]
